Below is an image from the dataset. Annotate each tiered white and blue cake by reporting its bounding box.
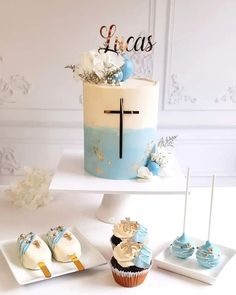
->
[83,78,159,179]
[67,50,161,180]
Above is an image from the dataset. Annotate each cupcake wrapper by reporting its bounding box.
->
[111,263,152,287]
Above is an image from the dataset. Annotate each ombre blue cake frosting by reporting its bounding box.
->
[83,78,159,180]
[84,126,155,179]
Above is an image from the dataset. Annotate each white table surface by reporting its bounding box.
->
[0,185,236,294]
[49,150,186,194]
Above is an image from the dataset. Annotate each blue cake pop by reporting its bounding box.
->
[171,233,195,259]
[196,240,221,268]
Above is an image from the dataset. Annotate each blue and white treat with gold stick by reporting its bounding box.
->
[196,175,221,268]
[17,232,52,277]
[47,226,84,271]
[171,168,195,258]
[111,217,148,249]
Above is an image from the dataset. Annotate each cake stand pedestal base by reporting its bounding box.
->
[96,194,131,224]
[49,150,186,224]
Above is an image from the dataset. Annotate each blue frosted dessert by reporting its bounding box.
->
[171,233,195,259]
[196,240,221,268]
[110,217,148,248]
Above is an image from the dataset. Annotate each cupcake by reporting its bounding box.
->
[110,239,152,287]
[111,217,148,248]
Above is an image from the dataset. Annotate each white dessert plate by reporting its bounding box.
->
[0,227,107,285]
[155,238,236,284]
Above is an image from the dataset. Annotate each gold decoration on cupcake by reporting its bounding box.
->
[121,217,139,232]
[120,239,142,255]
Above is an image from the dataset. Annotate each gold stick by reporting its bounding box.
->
[38,262,51,278]
[69,254,85,271]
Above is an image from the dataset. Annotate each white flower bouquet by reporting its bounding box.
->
[6,167,52,209]
[66,50,125,85]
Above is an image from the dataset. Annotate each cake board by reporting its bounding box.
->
[49,150,186,223]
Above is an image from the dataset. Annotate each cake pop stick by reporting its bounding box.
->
[183,168,190,234]
[207,174,215,242]
[196,175,221,268]
[171,168,195,259]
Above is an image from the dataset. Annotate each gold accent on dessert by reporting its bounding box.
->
[120,239,142,255]
[38,262,51,278]
[33,240,41,248]
[63,232,72,240]
[121,217,139,231]
[95,167,103,174]
[93,146,104,161]
[69,254,85,271]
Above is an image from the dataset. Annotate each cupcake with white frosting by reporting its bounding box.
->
[110,239,152,287]
[111,217,148,249]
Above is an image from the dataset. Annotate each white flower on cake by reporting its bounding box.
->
[6,167,52,209]
[137,166,153,180]
[150,146,169,168]
[70,50,124,84]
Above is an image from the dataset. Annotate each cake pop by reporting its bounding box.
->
[171,168,195,258]
[196,175,221,268]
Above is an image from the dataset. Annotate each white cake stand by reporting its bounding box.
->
[49,150,186,224]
